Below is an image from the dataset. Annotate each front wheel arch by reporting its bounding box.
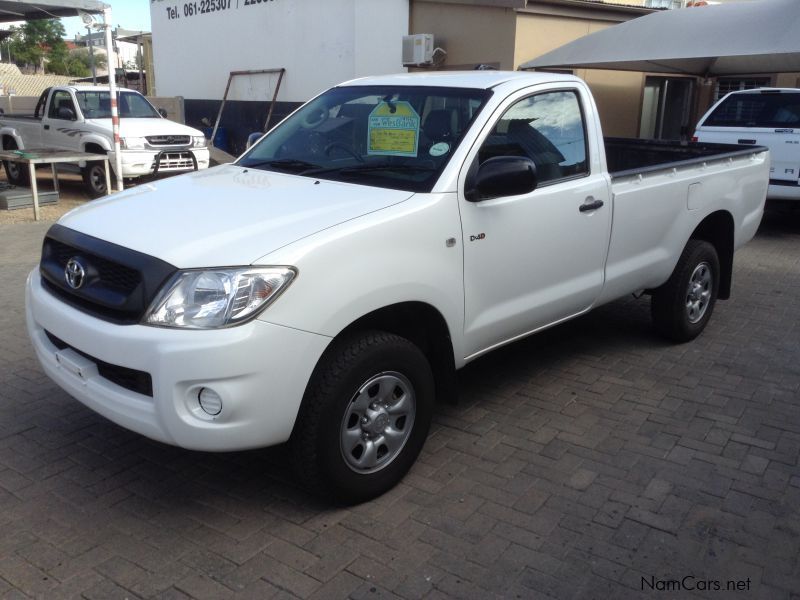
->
[289,329,435,503]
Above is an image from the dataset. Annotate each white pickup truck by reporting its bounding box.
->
[694,88,800,202]
[26,72,768,503]
[0,85,210,197]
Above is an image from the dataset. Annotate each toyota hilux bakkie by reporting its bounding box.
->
[26,72,769,502]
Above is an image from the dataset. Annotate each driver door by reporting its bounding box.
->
[459,85,612,358]
[43,90,81,151]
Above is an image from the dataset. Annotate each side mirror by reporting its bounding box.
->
[158,108,168,118]
[57,106,76,121]
[246,131,264,149]
[466,156,537,202]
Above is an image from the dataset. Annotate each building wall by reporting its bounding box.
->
[776,73,800,89]
[514,13,645,138]
[149,0,409,103]
[410,3,517,70]
[410,4,646,138]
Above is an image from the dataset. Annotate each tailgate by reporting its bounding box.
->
[697,128,800,184]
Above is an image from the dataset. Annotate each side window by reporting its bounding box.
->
[48,91,76,120]
[478,90,588,185]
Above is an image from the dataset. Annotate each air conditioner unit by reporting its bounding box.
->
[402,34,434,66]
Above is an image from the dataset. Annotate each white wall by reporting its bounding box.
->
[150,0,409,102]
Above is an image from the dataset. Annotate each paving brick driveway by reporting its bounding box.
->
[1,208,799,600]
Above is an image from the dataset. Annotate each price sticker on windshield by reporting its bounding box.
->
[367,101,420,157]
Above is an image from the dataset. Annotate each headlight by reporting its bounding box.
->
[193,135,207,148]
[144,267,296,329]
[121,137,146,150]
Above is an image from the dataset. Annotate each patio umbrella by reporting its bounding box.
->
[519,0,800,77]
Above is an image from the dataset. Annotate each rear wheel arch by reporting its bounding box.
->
[2,134,19,150]
[689,210,734,299]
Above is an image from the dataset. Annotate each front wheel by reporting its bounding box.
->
[651,240,720,343]
[82,161,109,198]
[290,331,434,504]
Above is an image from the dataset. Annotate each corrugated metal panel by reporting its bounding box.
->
[0,64,73,98]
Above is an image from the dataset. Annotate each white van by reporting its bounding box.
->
[694,88,800,201]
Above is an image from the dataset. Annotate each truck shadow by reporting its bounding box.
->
[758,202,800,238]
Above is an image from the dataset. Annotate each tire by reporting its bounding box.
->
[651,239,719,343]
[2,140,29,186]
[81,162,108,198]
[291,330,434,504]
[82,161,109,198]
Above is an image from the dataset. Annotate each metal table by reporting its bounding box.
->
[0,148,111,221]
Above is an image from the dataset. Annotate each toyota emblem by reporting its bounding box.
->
[65,258,86,290]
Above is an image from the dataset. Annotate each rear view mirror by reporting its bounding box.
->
[246,131,264,149]
[158,108,168,118]
[466,156,537,201]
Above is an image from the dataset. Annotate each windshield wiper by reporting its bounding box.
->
[243,158,322,173]
[301,163,436,176]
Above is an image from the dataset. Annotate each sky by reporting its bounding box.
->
[61,1,152,39]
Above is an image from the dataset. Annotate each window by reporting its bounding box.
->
[478,90,588,185]
[239,85,492,193]
[645,0,682,8]
[714,78,770,102]
[48,90,76,120]
[705,92,800,128]
[75,91,160,119]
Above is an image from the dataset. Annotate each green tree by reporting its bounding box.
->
[8,19,68,73]
[69,47,108,77]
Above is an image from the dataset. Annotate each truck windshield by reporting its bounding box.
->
[75,90,161,119]
[238,85,492,192]
[704,92,800,128]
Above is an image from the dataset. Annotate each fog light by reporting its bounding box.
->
[198,387,222,416]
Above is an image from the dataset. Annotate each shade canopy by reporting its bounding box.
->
[0,0,107,22]
[520,0,800,77]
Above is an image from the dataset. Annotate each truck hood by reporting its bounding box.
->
[58,164,414,268]
[87,117,203,138]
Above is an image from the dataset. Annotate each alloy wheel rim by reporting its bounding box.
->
[686,261,712,324]
[339,371,416,474]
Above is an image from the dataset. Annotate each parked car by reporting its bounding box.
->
[26,72,769,503]
[0,86,210,197]
[694,88,800,202]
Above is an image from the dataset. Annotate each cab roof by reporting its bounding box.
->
[339,70,582,90]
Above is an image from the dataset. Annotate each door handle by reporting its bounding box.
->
[579,197,604,212]
[44,124,50,130]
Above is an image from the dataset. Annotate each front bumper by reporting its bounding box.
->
[26,270,331,451]
[114,147,211,178]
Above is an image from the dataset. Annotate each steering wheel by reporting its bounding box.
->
[325,142,365,163]
[306,131,327,156]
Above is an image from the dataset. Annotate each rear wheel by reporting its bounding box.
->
[291,330,434,504]
[652,240,719,342]
[2,139,29,186]
[82,161,109,198]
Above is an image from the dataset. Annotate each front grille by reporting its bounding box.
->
[146,135,190,146]
[152,152,195,171]
[48,239,140,294]
[39,224,177,325]
[45,331,153,397]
